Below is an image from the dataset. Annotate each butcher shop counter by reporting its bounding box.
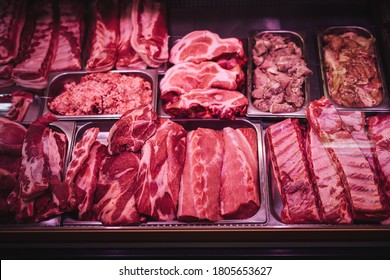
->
[2,0,390,258]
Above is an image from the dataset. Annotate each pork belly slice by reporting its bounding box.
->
[12,0,59,89]
[107,105,158,155]
[73,141,106,220]
[94,151,142,225]
[65,127,99,185]
[0,0,26,65]
[266,118,321,223]
[5,91,33,122]
[135,119,186,221]
[367,115,390,200]
[306,126,352,224]
[306,97,388,220]
[163,88,248,120]
[50,0,84,72]
[85,0,118,71]
[177,128,223,222]
[221,127,260,219]
[0,64,14,88]
[0,117,27,156]
[131,0,168,68]
[160,62,245,101]
[169,30,246,69]
[116,0,147,70]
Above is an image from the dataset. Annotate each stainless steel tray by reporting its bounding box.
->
[62,118,268,228]
[42,69,158,121]
[317,26,390,112]
[246,30,311,118]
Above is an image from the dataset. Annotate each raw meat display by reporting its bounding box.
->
[0,117,27,155]
[12,0,59,89]
[0,0,26,65]
[267,118,321,223]
[94,150,142,226]
[220,127,260,219]
[367,115,390,200]
[163,88,248,120]
[251,33,312,113]
[135,119,186,221]
[130,0,169,68]
[85,0,118,72]
[116,0,147,70]
[306,126,353,224]
[5,91,33,122]
[169,30,246,69]
[177,128,223,222]
[48,72,152,116]
[160,62,245,101]
[50,0,84,72]
[107,105,158,155]
[323,31,383,107]
[306,97,388,220]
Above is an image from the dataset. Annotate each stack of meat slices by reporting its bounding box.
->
[267,97,390,224]
[161,30,249,120]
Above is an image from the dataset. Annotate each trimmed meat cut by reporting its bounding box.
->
[0,64,13,88]
[5,90,33,122]
[266,118,321,223]
[135,119,186,221]
[163,88,248,120]
[177,128,223,222]
[0,117,27,155]
[220,127,260,219]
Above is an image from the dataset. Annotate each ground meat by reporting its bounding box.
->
[48,72,153,115]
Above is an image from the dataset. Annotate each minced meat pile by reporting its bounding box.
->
[48,72,152,115]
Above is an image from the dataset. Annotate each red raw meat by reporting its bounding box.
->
[163,88,248,120]
[94,150,142,225]
[116,0,147,69]
[135,119,186,221]
[5,91,33,122]
[0,154,21,177]
[131,0,168,68]
[220,127,260,219]
[306,97,388,221]
[266,118,321,223]
[0,117,27,155]
[160,62,245,101]
[367,115,390,200]
[50,0,84,71]
[177,128,223,222]
[169,30,246,69]
[107,105,158,155]
[85,0,118,71]
[12,0,59,89]
[0,64,14,88]
[306,126,353,224]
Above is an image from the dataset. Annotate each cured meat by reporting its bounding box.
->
[306,126,353,224]
[163,88,248,120]
[367,115,390,200]
[306,97,388,220]
[73,141,105,220]
[94,150,142,225]
[266,118,321,223]
[50,0,84,72]
[48,72,152,116]
[12,0,59,89]
[131,0,168,68]
[65,127,99,185]
[220,127,260,219]
[160,62,245,101]
[18,113,58,200]
[0,64,13,88]
[177,128,223,222]
[135,119,186,221]
[5,91,33,122]
[0,0,26,65]
[107,105,158,155]
[169,30,246,69]
[116,0,147,69]
[85,0,118,71]
[0,117,27,155]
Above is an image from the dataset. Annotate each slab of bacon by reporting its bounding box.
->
[85,0,118,71]
[12,0,59,89]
